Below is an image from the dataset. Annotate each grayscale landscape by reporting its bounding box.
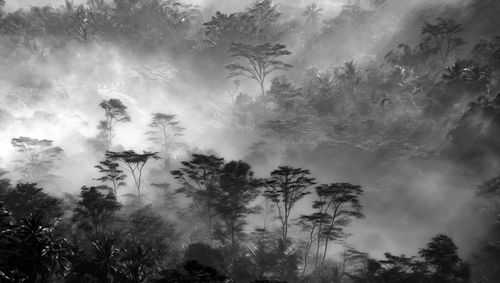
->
[0,0,499,282]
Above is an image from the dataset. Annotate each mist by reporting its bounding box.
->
[1,0,499,282]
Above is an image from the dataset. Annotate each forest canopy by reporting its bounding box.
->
[1,0,500,282]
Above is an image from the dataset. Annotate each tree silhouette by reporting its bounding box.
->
[90,235,123,283]
[147,113,184,155]
[338,247,370,282]
[72,186,121,238]
[121,240,156,283]
[98,99,131,149]
[263,166,316,248]
[0,183,62,223]
[353,234,470,283]
[171,154,224,247]
[203,0,283,46]
[420,17,465,65]
[95,158,127,195]
[1,213,70,282]
[226,42,292,96]
[126,205,177,264]
[374,253,427,283]
[246,0,281,41]
[297,212,327,275]
[105,150,159,200]
[419,234,470,283]
[314,183,364,266]
[11,137,63,184]
[213,160,261,257]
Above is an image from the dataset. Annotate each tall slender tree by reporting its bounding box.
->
[147,113,184,155]
[213,160,261,255]
[95,158,127,195]
[98,99,131,149]
[171,154,224,247]
[263,166,316,248]
[314,183,364,265]
[297,213,326,275]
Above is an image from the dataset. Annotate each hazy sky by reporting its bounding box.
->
[0,0,487,261]
[4,0,346,14]
[4,0,84,10]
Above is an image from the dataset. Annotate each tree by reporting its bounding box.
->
[90,235,123,283]
[246,0,282,41]
[72,186,122,238]
[353,235,470,283]
[126,205,177,265]
[105,150,159,200]
[259,117,316,156]
[203,0,283,46]
[171,154,224,247]
[11,137,63,184]
[0,183,62,223]
[213,161,260,256]
[95,158,127,195]
[314,183,364,266]
[374,253,427,283]
[147,113,184,155]
[226,42,293,96]
[420,17,465,65]
[419,234,470,283]
[0,202,15,278]
[339,247,370,282]
[0,213,70,283]
[98,99,131,149]
[263,166,316,248]
[297,213,325,275]
[303,1,323,29]
[121,240,156,283]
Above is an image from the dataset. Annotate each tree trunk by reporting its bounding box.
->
[260,82,265,97]
[207,199,213,247]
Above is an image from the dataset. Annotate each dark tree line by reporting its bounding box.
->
[2,0,500,282]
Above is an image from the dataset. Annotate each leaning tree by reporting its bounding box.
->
[310,183,364,268]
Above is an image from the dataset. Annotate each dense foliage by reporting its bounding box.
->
[1,0,500,282]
